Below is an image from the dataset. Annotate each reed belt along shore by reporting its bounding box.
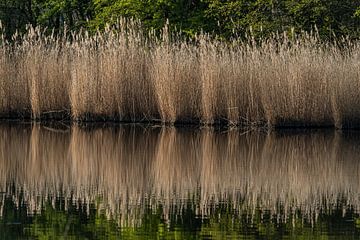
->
[1,20,360,128]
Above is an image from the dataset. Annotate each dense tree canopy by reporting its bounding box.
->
[0,0,359,39]
[0,0,93,36]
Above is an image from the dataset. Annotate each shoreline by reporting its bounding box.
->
[0,116,356,130]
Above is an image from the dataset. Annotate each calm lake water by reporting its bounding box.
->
[0,123,360,239]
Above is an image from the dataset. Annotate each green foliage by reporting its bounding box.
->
[91,0,209,36]
[202,0,360,39]
[0,0,35,36]
[286,0,360,38]
[202,0,288,38]
[35,0,94,31]
[0,0,359,39]
[0,0,93,36]
[356,6,360,17]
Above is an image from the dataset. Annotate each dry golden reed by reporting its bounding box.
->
[1,20,360,127]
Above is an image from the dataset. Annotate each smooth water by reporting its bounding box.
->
[0,123,360,239]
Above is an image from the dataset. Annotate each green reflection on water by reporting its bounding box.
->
[0,193,359,239]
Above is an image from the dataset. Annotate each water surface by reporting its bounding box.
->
[0,124,360,239]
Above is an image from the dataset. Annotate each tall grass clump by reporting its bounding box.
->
[151,29,202,122]
[70,20,158,121]
[1,20,360,127]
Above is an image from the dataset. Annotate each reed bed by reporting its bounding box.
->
[0,124,360,226]
[1,20,360,127]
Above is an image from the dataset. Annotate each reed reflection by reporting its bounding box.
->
[0,124,359,226]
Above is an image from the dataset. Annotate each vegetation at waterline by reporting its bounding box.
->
[0,0,359,39]
[1,19,360,127]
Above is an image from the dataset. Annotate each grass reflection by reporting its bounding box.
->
[0,124,359,238]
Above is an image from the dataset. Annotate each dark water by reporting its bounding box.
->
[0,123,360,239]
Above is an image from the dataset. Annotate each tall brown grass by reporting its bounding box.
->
[1,20,360,127]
